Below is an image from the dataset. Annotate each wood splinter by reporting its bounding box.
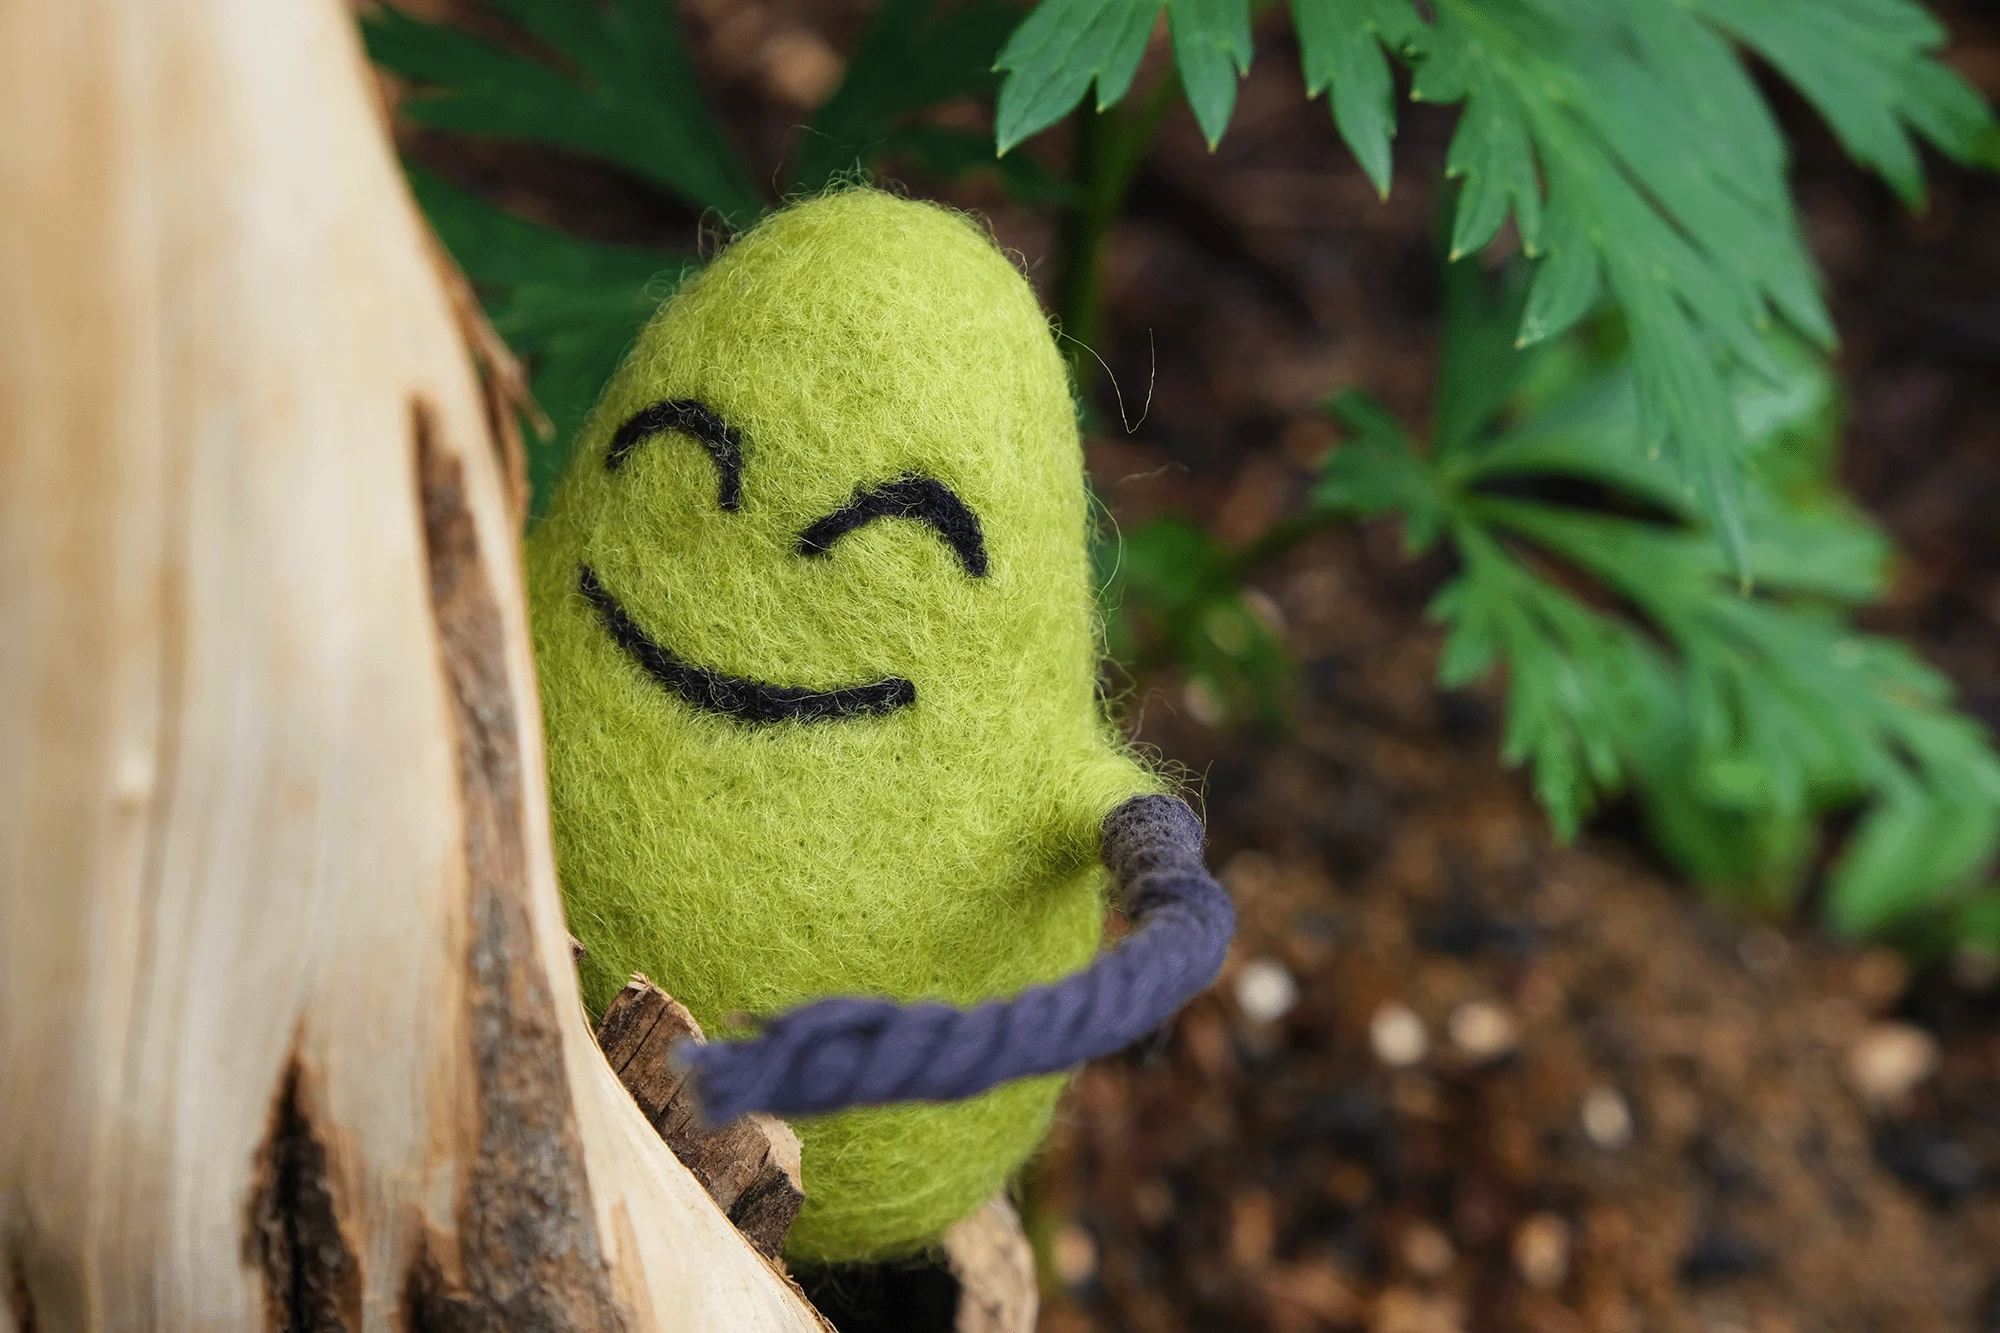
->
[595,976,805,1259]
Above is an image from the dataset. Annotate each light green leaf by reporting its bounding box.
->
[993,0,1164,152]
[1167,0,1254,148]
[1444,83,1540,257]
[408,169,682,513]
[1691,0,2000,204]
[1829,792,2000,936]
[793,0,1021,190]
[1516,213,1600,348]
[363,2,761,222]
[1292,0,1422,194]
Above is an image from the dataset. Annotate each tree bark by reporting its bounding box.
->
[0,1,827,1328]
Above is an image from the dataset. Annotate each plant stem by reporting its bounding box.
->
[1055,75,1179,401]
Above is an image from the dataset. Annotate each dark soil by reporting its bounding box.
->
[408,2,2000,1328]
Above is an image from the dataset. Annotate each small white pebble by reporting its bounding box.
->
[1236,957,1300,1024]
[1446,1000,1518,1061]
[1580,1085,1633,1149]
[1051,1223,1098,1286]
[1400,1222,1455,1279]
[1736,926,1791,979]
[1243,586,1287,636]
[1512,1213,1571,1291]
[1182,676,1223,727]
[1370,1002,1429,1068]
[757,29,843,108]
[1845,1021,1939,1110]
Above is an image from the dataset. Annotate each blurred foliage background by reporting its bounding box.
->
[366,0,2000,954]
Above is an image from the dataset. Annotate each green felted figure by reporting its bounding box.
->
[526,188,1155,1261]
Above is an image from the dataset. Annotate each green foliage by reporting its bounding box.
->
[369,0,2000,943]
[993,0,1161,151]
[408,168,687,509]
[995,0,2000,579]
[368,0,1044,509]
[1097,517,1291,725]
[1311,257,2000,936]
[788,0,1056,194]
[364,0,761,223]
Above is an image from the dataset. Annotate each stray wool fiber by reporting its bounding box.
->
[526,188,1155,1261]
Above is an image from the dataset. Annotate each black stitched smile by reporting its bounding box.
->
[577,564,915,724]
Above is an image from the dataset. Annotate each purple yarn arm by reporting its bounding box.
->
[680,794,1236,1123]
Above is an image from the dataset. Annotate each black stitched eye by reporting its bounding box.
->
[604,399,743,512]
[798,475,988,578]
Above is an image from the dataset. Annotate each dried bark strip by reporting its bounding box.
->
[595,979,805,1258]
[942,1197,1037,1333]
[422,235,543,527]
[245,1059,363,1333]
[411,401,626,1332]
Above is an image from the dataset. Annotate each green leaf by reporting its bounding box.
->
[1313,390,1450,549]
[1474,489,2000,920]
[1516,212,1600,348]
[409,168,683,512]
[1433,256,1534,461]
[1110,518,1292,722]
[1330,260,2000,924]
[1386,0,1854,579]
[1291,0,1418,195]
[1428,526,1667,839]
[878,126,1077,203]
[793,0,1022,190]
[1829,790,2000,936]
[1166,0,1254,149]
[993,0,1164,152]
[364,1,761,222]
[1443,80,1540,257]
[1689,0,2000,204]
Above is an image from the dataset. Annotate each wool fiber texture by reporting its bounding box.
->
[526,188,1156,1262]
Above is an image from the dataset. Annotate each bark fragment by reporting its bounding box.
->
[413,401,626,1332]
[943,1197,1038,1333]
[595,978,805,1258]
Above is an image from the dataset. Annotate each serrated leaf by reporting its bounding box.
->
[1434,256,1534,460]
[1690,0,2000,204]
[1828,792,2000,936]
[364,2,761,222]
[1167,0,1254,149]
[793,0,1021,190]
[1313,390,1449,548]
[1383,0,1898,579]
[409,168,682,513]
[879,126,1077,203]
[1291,0,1419,195]
[1428,526,1665,840]
[1445,84,1540,257]
[1516,213,1600,348]
[993,0,1163,152]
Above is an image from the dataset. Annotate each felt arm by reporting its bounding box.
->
[680,794,1236,1123]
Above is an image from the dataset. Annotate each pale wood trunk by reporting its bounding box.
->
[0,0,827,1328]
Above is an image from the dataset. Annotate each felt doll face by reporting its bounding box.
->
[574,398,990,725]
[526,189,1152,1263]
[533,189,1098,760]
